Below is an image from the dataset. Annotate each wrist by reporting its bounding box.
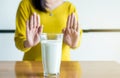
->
[63,41,77,48]
[70,43,77,48]
[24,40,31,48]
[70,39,79,48]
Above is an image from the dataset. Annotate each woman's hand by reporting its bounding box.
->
[62,13,80,48]
[24,13,43,48]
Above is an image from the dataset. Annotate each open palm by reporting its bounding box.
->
[24,13,43,48]
[63,13,80,48]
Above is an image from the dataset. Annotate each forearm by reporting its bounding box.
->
[14,37,31,52]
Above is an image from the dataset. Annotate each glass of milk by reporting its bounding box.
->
[40,33,63,77]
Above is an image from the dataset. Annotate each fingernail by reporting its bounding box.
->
[34,12,36,15]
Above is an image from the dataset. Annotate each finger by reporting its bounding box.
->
[26,20,29,39]
[70,13,74,28]
[37,14,40,27]
[38,25,43,35]
[26,20,30,32]
[30,14,34,29]
[76,21,80,32]
[66,27,71,34]
[66,14,71,29]
[33,13,37,28]
[73,13,77,29]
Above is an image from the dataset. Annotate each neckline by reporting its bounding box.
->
[46,1,66,13]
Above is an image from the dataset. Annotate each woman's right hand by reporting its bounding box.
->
[24,13,43,48]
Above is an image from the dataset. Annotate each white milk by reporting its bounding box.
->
[41,40,62,75]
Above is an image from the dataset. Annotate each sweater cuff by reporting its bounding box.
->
[21,39,31,52]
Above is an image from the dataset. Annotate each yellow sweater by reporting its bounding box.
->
[15,0,82,61]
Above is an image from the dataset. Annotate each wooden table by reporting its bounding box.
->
[0,61,120,78]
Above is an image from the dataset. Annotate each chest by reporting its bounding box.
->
[40,11,68,33]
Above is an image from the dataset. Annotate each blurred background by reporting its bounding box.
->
[0,0,120,62]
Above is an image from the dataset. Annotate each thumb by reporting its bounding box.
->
[38,25,43,35]
[62,28,66,33]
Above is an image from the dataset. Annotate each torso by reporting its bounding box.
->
[21,0,75,61]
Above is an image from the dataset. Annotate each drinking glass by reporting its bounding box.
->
[40,33,63,77]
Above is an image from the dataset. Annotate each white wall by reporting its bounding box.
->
[0,0,20,29]
[0,34,23,61]
[70,0,120,29]
[71,32,120,62]
[0,0,120,62]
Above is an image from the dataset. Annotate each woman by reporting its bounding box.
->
[14,0,82,61]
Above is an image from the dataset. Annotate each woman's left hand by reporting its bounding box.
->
[62,13,80,48]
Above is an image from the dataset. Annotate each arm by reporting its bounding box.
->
[14,0,31,52]
[14,1,43,52]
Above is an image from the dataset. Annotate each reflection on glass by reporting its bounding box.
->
[15,61,82,78]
